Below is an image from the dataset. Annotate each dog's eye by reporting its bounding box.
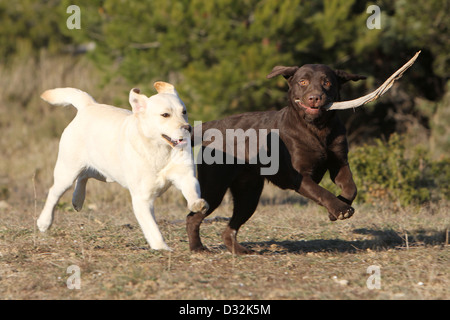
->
[161,113,171,118]
[299,80,309,86]
[324,80,331,87]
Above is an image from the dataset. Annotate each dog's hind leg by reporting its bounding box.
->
[72,169,107,212]
[223,172,264,255]
[37,160,82,232]
[72,174,88,212]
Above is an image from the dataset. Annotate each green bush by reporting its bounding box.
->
[430,157,450,201]
[351,134,430,206]
[321,134,450,207]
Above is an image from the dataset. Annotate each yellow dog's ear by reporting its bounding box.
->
[154,81,177,95]
[129,88,147,114]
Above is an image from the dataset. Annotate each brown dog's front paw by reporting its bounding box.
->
[328,203,354,221]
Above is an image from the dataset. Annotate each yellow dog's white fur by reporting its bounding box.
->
[37,82,208,250]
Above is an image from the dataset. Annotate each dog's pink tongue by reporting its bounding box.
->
[173,139,185,147]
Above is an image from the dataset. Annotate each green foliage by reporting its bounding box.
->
[428,81,450,159]
[1,0,449,207]
[347,134,449,206]
[56,0,306,120]
[321,134,450,207]
[351,134,426,206]
[1,1,448,124]
[49,0,448,122]
[0,1,70,62]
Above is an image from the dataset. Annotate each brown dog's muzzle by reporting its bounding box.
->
[307,95,322,108]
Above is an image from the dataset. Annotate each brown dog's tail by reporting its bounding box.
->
[40,87,96,110]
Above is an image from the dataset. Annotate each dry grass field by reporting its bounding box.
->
[0,178,448,300]
[0,55,448,301]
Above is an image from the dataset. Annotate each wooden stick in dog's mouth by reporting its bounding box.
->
[161,134,186,148]
[324,51,421,111]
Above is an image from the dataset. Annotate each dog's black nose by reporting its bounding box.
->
[308,95,322,107]
[181,124,192,133]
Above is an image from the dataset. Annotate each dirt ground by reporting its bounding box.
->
[0,181,448,300]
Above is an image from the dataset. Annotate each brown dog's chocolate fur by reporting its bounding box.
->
[187,64,366,254]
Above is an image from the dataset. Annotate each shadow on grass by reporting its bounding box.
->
[242,228,447,255]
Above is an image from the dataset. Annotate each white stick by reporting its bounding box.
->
[325,51,421,111]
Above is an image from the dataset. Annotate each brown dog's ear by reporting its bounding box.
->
[334,70,367,84]
[267,66,299,80]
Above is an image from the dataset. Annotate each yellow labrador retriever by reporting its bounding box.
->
[37,82,208,250]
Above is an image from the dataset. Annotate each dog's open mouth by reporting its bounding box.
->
[161,134,187,148]
[294,99,321,115]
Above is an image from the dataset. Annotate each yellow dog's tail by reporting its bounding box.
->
[40,87,96,110]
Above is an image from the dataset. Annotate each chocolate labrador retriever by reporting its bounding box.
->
[187,63,366,254]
